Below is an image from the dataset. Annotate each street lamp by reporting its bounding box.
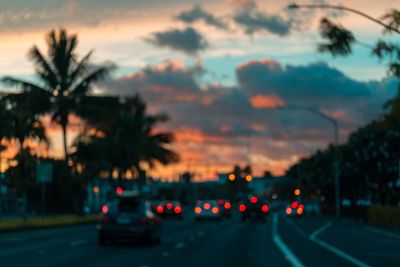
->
[287,2,400,34]
[277,105,341,217]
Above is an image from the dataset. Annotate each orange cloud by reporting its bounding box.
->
[250,94,285,109]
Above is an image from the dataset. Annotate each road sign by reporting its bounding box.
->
[36,163,53,183]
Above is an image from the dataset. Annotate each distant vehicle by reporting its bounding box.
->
[97,191,162,246]
[239,196,269,222]
[155,201,184,219]
[285,201,304,218]
[194,200,222,221]
[218,199,232,218]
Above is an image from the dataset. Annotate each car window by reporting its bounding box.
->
[118,197,141,213]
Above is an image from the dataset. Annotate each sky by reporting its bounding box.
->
[0,0,399,180]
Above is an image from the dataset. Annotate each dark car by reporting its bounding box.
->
[218,199,232,218]
[97,191,162,246]
[155,200,184,219]
[239,196,269,222]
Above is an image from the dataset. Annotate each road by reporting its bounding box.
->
[0,213,399,267]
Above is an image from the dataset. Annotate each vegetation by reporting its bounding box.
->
[0,29,178,215]
[286,5,400,213]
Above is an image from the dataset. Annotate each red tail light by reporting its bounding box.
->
[138,217,150,225]
[174,206,182,214]
[166,203,173,210]
[224,202,231,209]
[194,207,202,214]
[212,207,219,214]
[156,205,164,213]
[291,201,299,209]
[239,204,246,212]
[250,197,258,204]
[203,203,211,210]
[101,205,109,214]
[116,187,123,195]
[218,199,224,205]
[261,204,269,213]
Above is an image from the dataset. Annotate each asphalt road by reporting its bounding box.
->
[0,213,399,267]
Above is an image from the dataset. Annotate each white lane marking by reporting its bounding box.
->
[174,242,186,250]
[69,239,88,247]
[364,226,400,239]
[309,221,332,240]
[272,213,305,267]
[0,237,27,243]
[309,238,370,267]
[309,222,370,267]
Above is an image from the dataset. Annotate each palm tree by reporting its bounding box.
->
[2,28,115,167]
[1,93,47,217]
[74,94,179,191]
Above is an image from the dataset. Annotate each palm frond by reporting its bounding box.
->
[71,64,116,96]
[318,18,356,56]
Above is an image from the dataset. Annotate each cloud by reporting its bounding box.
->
[176,6,227,30]
[98,59,396,176]
[147,27,208,55]
[233,8,293,36]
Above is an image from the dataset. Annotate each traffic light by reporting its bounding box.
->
[245,174,253,182]
[294,188,301,196]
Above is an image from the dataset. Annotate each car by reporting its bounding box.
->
[285,201,304,217]
[154,200,184,219]
[194,200,222,221]
[217,199,232,218]
[239,196,269,222]
[97,191,162,246]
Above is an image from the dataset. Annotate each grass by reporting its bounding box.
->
[0,214,99,232]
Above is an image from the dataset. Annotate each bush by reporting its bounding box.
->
[368,205,400,228]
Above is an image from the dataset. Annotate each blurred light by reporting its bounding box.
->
[299,204,304,210]
[286,207,292,215]
[166,203,173,210]
[204,203,211,210]
[245,175,253,182]
[116,187,123,195]
[228,173,236,181]
[297,208,303,215]
[194,207,202,214]
[102,205,109,214]
[224,202,231,209]
[261,205,269,213]
[239,204,246,212]
[294,188,301,196]
[92,186,100,194]
[218,199,224,205]
[272,193,278,200]
[174,206,182,214]
[212,207,219,214]
[156,205,164,214]
[291,201,299,209]
[250,196,258,204]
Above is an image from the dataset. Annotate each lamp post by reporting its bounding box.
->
[277,105,341,217]
[287,3,400,35]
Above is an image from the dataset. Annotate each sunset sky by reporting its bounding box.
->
[0,0,398,180]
